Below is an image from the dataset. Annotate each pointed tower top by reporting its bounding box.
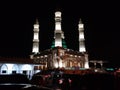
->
[54,3,62,13]
[35,18,39,24]
[79,18,83,24]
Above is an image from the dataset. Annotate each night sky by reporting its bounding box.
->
[0,1,120,67]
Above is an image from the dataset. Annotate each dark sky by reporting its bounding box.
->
[0,1,120,67]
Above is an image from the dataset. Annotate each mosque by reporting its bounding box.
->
[0,11,90,78]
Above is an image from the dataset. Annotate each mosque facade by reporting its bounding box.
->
[0,11,89,78]
[30,11,89,70]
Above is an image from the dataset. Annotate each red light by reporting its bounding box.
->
[44,74,51,78]
[68,79,72,83]
[59,79,63,84]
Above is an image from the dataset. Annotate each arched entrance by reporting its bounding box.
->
[0,64,8,74]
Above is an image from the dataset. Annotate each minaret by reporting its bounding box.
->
[54,11,63,47]
[78,19,86,52]
[32,19,39,54]
[78,19,89,68]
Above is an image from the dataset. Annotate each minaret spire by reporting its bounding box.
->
[78,19,89,68]
[32,18,39,54]
[54,11,63,47]
[78,19,86,52]
[51,11,67,48]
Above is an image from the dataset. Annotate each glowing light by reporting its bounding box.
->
[34,25,39,29]
[55,63,58,68]
[56,23,61,30]
[59,79,63,84]
[35,70,41,74]
[80,47,86,52]
[79,24,83,29]
[106,68,114,71]
[33,46,39,53]
[55,11,61,17]
[34,33,38,39]
[21,64,32,70]
[59,60,62,68]
[6,64,14,70]
[55,41,62,47]
[4,64,18,74]
[75,55,77,57]
[84,63,89,69]
[79,33,84,39]
[44,55,47,57]
[68,79,72,83]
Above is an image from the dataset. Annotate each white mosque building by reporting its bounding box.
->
[0,11,90,78]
